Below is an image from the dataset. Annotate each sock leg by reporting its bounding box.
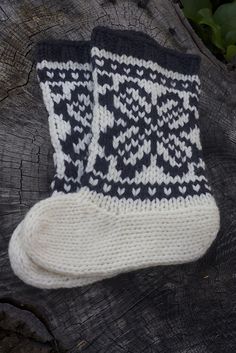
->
[36,40,93,194]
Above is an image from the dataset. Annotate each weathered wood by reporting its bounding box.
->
[0,303,55,352]
[1,0,236,352]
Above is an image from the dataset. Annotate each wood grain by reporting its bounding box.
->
[1,0,236,352]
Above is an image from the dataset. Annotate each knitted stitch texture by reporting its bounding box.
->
[9,40,104,288]
[36,40,93,194]
[9,30,160,289]
[9,27,220,288]
[37,32,153,195]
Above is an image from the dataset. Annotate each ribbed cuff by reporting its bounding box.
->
[91,26,200,75]
[36,40,91,64]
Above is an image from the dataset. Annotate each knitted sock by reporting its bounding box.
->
[9,30,159,289]
[9,40,100,288]
[37,32,154,194]
[10,27,220,287]
[36,40,93,194]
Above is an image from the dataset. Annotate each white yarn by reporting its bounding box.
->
[8,221,108,289]
[11,190,219,278]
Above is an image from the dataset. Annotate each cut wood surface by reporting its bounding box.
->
[1,0,236,352]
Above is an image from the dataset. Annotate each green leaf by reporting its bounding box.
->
[213,2,236,38]
[225,44,236,61]
[225,30,236,46]
[211,0,234,11]
[198,8,224,50]
[182,0,212,22]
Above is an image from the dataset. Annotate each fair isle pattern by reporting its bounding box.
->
[8,27,220,289]
[82,47,212,203]
[36,59,93,194]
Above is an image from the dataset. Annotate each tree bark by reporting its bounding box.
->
[0,0,236,352]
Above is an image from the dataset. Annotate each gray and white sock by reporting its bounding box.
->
[9,31,158,289]
[9,40,100,288]
[9,27,220,288]
[37,40,93,194]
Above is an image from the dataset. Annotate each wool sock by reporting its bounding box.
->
[36,40,93,194]
[9,27,220,287]
[9,40,103,288]
[36,32,154,195]
[9,30,159,289]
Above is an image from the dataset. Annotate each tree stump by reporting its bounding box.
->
[1,0,236,352]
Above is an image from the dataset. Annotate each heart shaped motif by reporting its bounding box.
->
[144,117,151,124]
[79,105,85,112]
[95,59,104,66]
[164,187,171,196]
[137,69,144,76]
[118,149,125,156]
[59,72,66,79]
[53,94,61,104]
[72,72,79,80]
[182,82,189,89]
[139,134,145,140]
[148,187,156,196]
[151,124,157,131]
[150,73,156,80]
[111,64,117,70]
[193,184,200,192]
[126,98,132,105]
[175,151,181,159]
[64,184,71,192]
[132,140,139,148]
[124,68,130,75]
[103,183,111,193]
[145,129,152,136]
[132,188,141,197]
[138,111,145,118]
[118,187,125,195]
[156,130,163,138]
[84,73,90,80]
[125,143,131,152]
[179,186,187,194]
[47,71,54,78]
[89,177,98,186]
[133,116,139,122]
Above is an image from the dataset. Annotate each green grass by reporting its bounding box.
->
[181,0,236,62]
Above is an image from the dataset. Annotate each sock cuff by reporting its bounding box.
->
[91,26,200,75]
[36,40,91,64]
